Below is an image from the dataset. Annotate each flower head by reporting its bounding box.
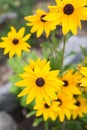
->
[79,66,87,87]
[72,96,87,119]
[61,70,81,97]
[24,9,57,37]
[45,0,87,35]
[15,61,63,104]
[55,92,77,122]
[0,26,31,58]
[24,58,47,71]
[34,100,60,121]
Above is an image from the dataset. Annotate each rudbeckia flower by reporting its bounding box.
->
[15,61,63,104]
[61,70,81,97]
[34,100,60,121]
[72,96,87,119]
[79,66,87,87]
[45,0,87,35]
[55,92,77,122]
[0,26,31,58]
[24,9,57,37]
[24,58,47,71]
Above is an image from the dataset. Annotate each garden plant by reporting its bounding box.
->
[0,0,87,130]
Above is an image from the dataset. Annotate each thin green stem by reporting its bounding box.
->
[22,54,29,64]
[44,121,49,130]
[62,121,66,130]
[60,35,67,72]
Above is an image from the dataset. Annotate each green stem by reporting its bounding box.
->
[60,35,67,72]
[44,121,49,130]
[22,54,29,64]
[62,121,66,130]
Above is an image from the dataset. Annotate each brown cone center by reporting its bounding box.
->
[63,4,74,15]
[63,80,69,87]
[36,77,45,87]
[75,100,80,106]
[44,103,50,108]
[12,38,19,45]
[40,15,47,22]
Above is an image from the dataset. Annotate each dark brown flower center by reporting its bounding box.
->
[63,80,69,87]
[12,38,19,45]
[36,77,45,87]
[63,4,74,15]
[56,98,62,106]
[40,15,47,22]
[44,103,50,109]
[75,100,80,106]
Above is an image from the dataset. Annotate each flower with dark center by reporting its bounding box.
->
[63,80,68,87]
[56,98,62,106]
[12,38,19,45]
[16,62,63,104]
[75,100,80,106]
[36,77,45,87]
[47,0,87,35]
[44,103,50,109]
[63,4,74,15]
[40,15,47,22]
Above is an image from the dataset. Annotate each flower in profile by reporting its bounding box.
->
[34,100,60,121]
[45,0,87,35]
[61,70,81,97]
[55,92,77,122]
[72,96,87,119]
[15,61,63,104]
[24,58,47,71]
[79,66,87,87]
[24,9,57,37]
[0,26,31,58]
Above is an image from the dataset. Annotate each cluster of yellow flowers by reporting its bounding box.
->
[15,59,87,122]
[0,0,87,122]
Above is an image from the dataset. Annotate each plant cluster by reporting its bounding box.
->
[0,0,87,130]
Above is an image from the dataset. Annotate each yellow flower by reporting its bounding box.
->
[24,58,47,71]
[34,100,60,121]
[72,96,87,119]
[24,9,57,38]
[15,61,63,104]
[61,70,81,97]
[55,92,77,122]
[0,26,31,58]
[79,67,87,87]
[45,0,87,35]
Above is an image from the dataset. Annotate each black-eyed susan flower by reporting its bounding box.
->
[24,9,57,38]
[24,58,47,71]
[55,92,77,122]
[34,100,60,121]
[79,67,87,87]
[45,0,87,35]
[0,26,31,58]
[61,70,81,97]
[15,61,63,104]
[72,96,87,119]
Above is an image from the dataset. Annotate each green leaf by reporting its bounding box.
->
[40,41,51,58]
[40,41,51,49]
[80,45,87,57]
[10,85,21,95]
[50,50,63,70]
[32,117,43,127]
[7,57,24,74]
[26,111,36,118]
